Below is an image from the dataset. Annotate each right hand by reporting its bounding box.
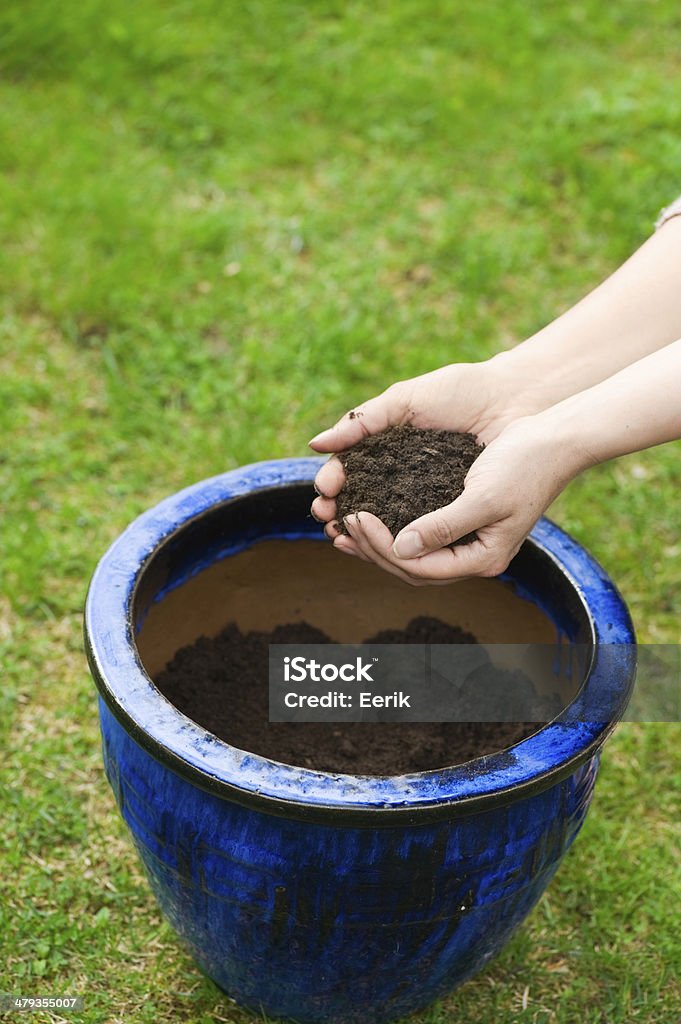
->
[308,359,529,540]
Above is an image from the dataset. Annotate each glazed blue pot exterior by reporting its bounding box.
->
[85,459,636,1024]
[99,704,598,1022]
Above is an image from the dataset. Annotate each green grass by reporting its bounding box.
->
[1,1,680,1021]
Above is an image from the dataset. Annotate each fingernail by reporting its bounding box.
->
[343,515,356,534]
[393,530,424,558]
[313,482,326,496]
[310,509,324,523]
[309,430,330,447]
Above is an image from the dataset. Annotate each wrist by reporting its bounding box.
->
[521,399,601,480]
[488,315,617,416]
[483,349,558,421]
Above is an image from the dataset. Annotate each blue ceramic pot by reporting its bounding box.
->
[84,458,635,1024]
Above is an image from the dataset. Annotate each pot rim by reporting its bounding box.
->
[84,457,636,824]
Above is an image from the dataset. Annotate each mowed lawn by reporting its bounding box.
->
[1,2,680,1022]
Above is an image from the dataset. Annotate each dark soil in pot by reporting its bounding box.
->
[155,617,560,775]
[335,424,483,544]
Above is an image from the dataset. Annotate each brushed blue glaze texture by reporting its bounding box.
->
[100,697,599,1024]
[84,458,636,1023]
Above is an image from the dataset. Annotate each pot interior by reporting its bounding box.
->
[133,484,593,710]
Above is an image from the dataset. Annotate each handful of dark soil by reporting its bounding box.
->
[335,424,483,544]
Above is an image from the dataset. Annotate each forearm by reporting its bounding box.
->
[490,215,681,413]
[531,337,681,474]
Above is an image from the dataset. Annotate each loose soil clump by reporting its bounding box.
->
[335,424,483,543]
[155,616,559,775]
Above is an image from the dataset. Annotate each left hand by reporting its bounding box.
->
[325,416,586,585]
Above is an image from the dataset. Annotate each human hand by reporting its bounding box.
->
[309,359,532,539]
[313,414,587,585]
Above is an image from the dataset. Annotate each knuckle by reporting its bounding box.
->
[384,380,409,406]
[474,488,495,514]
[428,517,454,549]
[481,554,510,578]
[480,563,499,579]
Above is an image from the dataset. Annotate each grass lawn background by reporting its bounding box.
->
[1,2,680,1022]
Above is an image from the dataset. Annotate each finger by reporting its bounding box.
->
[393,536,508,581]
[324,519,342,540]
[344,514,427,585]
[314,457,345,498]
[357,511,508,582]
[332,534,372,562]
[344,512,394,556]
[308,384,409,453]
[311,495,337,523]
[348,513,431,581]
[392,489,498,559]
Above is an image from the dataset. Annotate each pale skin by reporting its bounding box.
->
[309,215,681,586]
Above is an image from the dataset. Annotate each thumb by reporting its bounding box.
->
[392,489,490,558]
[308,384,408,452]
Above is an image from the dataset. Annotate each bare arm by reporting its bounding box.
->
[488,214,681,412]
[311,214,681,466]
